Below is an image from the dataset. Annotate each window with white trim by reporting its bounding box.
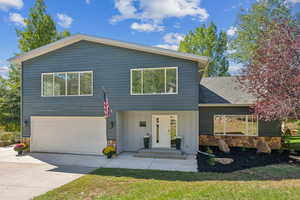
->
[131,67,177,95]
[214,115,258,136]
[42,71,93,97]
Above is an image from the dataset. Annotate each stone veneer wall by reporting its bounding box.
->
[199,135,281,149]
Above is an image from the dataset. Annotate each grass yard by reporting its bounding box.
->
[288,138,300,151]
[35,164,300,200]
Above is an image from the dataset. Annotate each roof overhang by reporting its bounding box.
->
[8,34,210,70]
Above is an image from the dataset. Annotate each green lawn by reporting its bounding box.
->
[285,136,300,151]
[34,164,300,200]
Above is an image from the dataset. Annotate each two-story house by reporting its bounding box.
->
[9,34,281,156]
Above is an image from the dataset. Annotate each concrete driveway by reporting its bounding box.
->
[0,147,99,200]
[0,146,197,200]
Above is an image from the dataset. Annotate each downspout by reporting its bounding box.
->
[198,59,210,151]
[20,62,23,143]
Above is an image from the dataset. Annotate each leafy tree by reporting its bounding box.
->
[0,66,21,131]
[16,0,70,52]
[230,0,297,64]
[239,20,300,121]
[179,23,230,77]
[0,0,71,131]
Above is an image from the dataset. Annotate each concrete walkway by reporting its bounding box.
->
[0,146,197,200]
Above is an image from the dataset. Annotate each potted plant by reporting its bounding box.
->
[13,143,27,156]
[102,145,116,159]
[144,134,150,149]
[175,136,183,150]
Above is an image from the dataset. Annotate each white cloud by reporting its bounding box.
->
[0,65,9,78]
[9,12,25,26]
[155,44,178,51]
[85,0,91,4]
[131,22,164,32]
[111,0,209,24]
[155,32,185,51]
[163,33,184,44]
[111,0,137,23]
[57,13,73,28]
[0,0,23,11]
[227,26,237,36]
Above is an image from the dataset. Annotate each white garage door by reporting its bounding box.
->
[31,117,107,155]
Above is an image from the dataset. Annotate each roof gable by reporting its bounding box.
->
[9,34,209,69]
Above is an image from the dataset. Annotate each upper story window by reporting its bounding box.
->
[131,67,178,95]
[214,115,258,136]
[42,71,93,97]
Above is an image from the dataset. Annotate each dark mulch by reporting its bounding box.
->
[197,146,297,173]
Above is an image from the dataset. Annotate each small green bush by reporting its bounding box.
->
[0,132,20,146]
[241,147,247,152]
[207,147,213,154]
[207,157,216,166]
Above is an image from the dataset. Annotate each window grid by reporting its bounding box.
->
[41,71,93,97]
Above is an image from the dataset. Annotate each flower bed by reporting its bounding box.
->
[197,146,296,173]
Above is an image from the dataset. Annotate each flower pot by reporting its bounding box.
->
[175,137,182,150]
[144,136,150,149]
[17,150,23,156]
[107,153,113,159]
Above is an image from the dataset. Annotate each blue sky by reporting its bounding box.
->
[0,0,299,78]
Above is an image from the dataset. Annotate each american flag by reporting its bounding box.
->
[103,91,111,119]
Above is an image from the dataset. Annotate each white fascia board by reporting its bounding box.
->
[9,34,209,68]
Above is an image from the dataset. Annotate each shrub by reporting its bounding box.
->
[241,147,247,152]
[207,156,216,166]
[207,147,213,154]
[0,132,20,146]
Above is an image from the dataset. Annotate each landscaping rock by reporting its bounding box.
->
[215,157,234,165]
[256,138,271,154]
[217,139,230,153]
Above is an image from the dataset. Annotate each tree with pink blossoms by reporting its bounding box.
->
[239,20,300,122]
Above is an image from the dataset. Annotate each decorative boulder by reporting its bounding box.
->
[217,139,230,153]
[256,139,271,154]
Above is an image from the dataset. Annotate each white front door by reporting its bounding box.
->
[152,115,171,148]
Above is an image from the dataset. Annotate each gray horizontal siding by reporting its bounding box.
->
[199,107,281,137]
[22,41,199,137]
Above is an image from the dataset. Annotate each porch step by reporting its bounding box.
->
[134,148,187,160]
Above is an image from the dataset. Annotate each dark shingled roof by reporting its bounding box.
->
[199,77,256,104]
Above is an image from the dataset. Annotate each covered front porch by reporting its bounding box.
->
[114,111,199,155]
